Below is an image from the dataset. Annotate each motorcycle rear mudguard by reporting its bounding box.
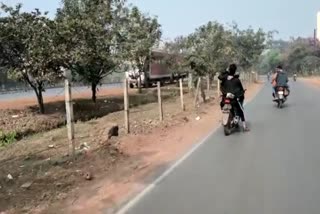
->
[222,112,230,126]
[221,104,232,126]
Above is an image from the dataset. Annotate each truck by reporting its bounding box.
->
[125,50,187,88]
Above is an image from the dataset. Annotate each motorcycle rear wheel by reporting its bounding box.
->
[224,125,231,136]
[278,100,283,108]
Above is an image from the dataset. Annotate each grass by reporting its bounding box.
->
[0,130,17,148]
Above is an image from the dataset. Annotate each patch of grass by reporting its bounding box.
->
[0,130,17,147]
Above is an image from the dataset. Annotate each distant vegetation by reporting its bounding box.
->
[258,38,320,75]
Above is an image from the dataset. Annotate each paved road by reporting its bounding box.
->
[121,80,320,214]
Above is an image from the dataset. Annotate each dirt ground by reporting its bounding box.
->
[0,87,179,138]
[0,80,263,214]
[0,88,125,137]
[302,77,320,87]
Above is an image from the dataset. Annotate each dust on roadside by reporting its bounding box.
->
[301,77,320,87]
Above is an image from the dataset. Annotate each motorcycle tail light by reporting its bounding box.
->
[224,99,231,104]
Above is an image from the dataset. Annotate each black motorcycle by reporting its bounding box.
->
[221,91,245,136]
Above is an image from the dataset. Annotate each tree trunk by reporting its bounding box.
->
[91,83,97,103]
[34,86,45,114]
[200,79,206,103]
[188,72,193,91]
[144,70,150,88]
[138,74,142,94]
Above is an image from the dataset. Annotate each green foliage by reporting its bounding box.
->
[122,6,161,92]
[0,4,62,113]
[164,36,192,75]
[258,49,282,73]
[0,0,162,102]
[57,0,129,102]
[187,21,233,76]
[0,130,17,147]
[166,22,272,78]
[261,38,320,75]
[232,25,271,70]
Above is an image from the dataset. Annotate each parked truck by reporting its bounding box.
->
[125,50,187,88]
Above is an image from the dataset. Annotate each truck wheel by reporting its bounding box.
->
[170,75,174,84]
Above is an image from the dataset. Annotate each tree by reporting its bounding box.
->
[125,6,162,92]
[164,36,191,77]
[184,21,236,78]
[57,0,128,102]
[258,49,282,73]
[282,38,320,74]
[301,56,320,74]
[0,4,61,113]
[231,25,271,71]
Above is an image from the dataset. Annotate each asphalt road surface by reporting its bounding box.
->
[120,80,320,214]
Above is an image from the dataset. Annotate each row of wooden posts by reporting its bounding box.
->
[122,71,258,134]
[64,71,258,158]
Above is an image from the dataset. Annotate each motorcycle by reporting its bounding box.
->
[274,86,288,108]
[221,92,244,136]
[293,75,297,81]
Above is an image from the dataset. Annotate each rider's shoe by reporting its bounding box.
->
[243,127,250,132]
[242,122,250,132]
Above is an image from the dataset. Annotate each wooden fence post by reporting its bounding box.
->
[188,72,194,93]
[217,78,220,99]
[200,78,206,103]
[157,82,163,121]
[124,78,130,134]
[207,74,210,98]
[64,71,75,160]
[179,79,185,111]
[194,77,201,107]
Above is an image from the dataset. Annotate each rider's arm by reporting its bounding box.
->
[272,73,277,84]
[218,71,228,81]
[236,78,244,92]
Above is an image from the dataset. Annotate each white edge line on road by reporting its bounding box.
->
[115,83,264,214]
[115,128,218,214]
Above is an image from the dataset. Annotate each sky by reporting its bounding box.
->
[2,0,320,40]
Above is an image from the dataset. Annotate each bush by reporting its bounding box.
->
[0,130,17,147]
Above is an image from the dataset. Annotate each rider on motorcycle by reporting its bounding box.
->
[272,65,290,99]
[218,64,249,132]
